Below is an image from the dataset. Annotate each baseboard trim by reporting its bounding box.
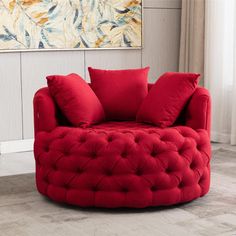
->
[0,139,33,155]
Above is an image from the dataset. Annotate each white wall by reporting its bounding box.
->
[0,0,181,142]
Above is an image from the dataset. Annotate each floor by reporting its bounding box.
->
[0,145,236,236]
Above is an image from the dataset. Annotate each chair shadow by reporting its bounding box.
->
[40,195,195,214]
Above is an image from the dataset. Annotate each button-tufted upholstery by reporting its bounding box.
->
[33,86,211,208]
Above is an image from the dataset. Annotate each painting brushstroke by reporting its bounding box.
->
[0,0,142,51]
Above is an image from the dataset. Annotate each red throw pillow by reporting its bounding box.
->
[136,72,200,127]
[47,73,105,127]
[88,67,150,120]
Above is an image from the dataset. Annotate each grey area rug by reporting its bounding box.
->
[0,149,236,236]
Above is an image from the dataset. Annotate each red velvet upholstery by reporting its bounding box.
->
[137,72,200,127]
[185,87,211,136]
[88,67,149,120]
[47,73,105,127]
[33,85,211,208]
[34,88,58,136]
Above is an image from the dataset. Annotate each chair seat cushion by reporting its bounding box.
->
[34,121,211,208]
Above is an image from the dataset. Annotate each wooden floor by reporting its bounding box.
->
[0,147,236,236]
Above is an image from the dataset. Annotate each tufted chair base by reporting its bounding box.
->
[34,121,211,208]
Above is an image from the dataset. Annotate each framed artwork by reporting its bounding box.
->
[0,0,142,52]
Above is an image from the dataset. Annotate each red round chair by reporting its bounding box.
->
[33,86,211,208]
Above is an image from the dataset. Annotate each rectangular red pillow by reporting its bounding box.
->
[47,73,105,127]
[88,67,150,120]
[136,72,200,127]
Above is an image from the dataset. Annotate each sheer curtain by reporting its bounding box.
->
[205,0,236,144]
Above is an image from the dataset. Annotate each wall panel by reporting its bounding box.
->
[85,50,142,81]
[0,53,22,141]
[142,9,181,82]
[144,0,181,9]
[21,51,85,138]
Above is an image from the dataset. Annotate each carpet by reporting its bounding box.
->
[0,149,236,236]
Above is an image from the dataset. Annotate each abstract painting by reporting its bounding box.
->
[0,0,142,51]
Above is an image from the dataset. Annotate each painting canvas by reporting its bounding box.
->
[0,0,142,51]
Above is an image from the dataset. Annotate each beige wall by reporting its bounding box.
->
[0,0,181,141]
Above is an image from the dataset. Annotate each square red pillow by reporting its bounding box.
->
[47,73,105,127]
[136,72,200,127]
[88,67,150,120]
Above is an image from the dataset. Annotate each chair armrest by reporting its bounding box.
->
[185,87,211,136]
[33,87,58,136]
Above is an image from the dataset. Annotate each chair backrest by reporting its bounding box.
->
[34,85,210,136]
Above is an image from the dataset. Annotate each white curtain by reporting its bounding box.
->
[205,0,236,144]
